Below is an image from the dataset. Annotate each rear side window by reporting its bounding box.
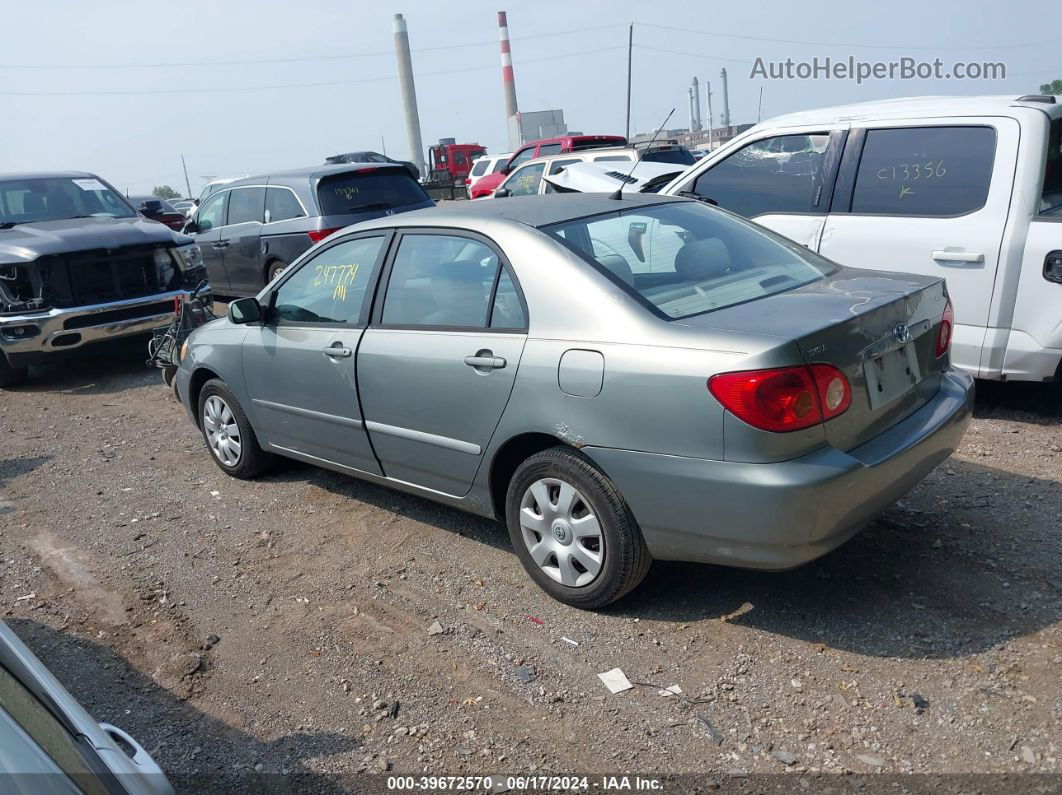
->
[537,143,562,157]
[265,187,304,223]
[642,147,696,166]
[1039,118,1062,216]
[382,234,500,328]
[469,160,490,178]
[850,126,996,216]
[693,133,831,217]
[227,187,265,225]
[317,171,429,216]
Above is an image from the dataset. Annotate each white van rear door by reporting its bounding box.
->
[818,117,1019,378]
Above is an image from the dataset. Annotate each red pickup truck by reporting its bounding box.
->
[469,134,626,198]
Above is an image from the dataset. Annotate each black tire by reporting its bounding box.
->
[505,447,651,609]
[197,378,272,479]
[265,260,288,284]
[0,352,28,389]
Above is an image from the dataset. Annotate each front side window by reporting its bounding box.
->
[382,234,500,328]
[317,172,429,215]
[0,176,135,225]
[501,163,546,196]
[544,201,835,320]
[226,187,265,225]
[195,191,227,232]
[273,236,385,325]
[850,126,996,216]
[265,187,304,223]
[693,133,831,217]
[491,158,509,174]
[0,665,108,795]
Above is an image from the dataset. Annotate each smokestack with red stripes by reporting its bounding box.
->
[498,11,521,150]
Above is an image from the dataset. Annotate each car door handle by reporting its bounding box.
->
[464,354,506,370]
[323,346,352,358]
[211,240,230,249]
[932,249,984,264]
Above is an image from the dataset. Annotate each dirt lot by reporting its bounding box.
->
[1,338,1060,792]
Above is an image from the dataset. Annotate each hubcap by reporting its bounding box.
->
[203,395,242,467]
[519,478,603,588]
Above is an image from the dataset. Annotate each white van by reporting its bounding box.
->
[662,95,1062,382]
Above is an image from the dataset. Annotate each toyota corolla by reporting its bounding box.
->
[174,194,972,608]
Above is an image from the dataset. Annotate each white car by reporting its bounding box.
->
[662,94,1062,383]
[542,160,686,195]
[466,153,510,199]
[489,148,642,198]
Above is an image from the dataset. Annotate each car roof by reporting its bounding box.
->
[761,94,1062,127]
[355,193,688,231]
[0,171,100,181]
[232,162,407,187]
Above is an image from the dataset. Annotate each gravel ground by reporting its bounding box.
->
[0,338,1060,792]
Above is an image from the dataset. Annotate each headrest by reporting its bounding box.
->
[674,238,732,282]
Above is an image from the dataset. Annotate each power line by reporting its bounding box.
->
[0,46,626,96]
[0,24,623,69]
[637,22,1056,52]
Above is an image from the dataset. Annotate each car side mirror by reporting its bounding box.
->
[228,297,262,325]
[140,199,165,217]
[493,188,510,198]
[183,219,198,234]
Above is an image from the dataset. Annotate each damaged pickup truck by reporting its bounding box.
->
[0,172,208,387]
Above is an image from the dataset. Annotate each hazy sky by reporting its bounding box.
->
[1,0,1054,196]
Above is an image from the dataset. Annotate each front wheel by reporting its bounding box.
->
[505,447,651,609]
[198,379,272,478]
[0,352,28,389]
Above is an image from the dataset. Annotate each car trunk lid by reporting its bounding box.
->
[677,269,950,451]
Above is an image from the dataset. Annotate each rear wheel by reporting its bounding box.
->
[0,352,28,389]
[265,260,288,284]
[505,447,651,609]
[198,378,272,478]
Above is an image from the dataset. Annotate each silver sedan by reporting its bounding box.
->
[175,194,972,608]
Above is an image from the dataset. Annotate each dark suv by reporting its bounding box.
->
[183,163,433,296]
[0,172,207,388]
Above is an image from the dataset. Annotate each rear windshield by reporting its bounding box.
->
[642,148,696,166]
[543,201,836,320]
[317,170,429,216]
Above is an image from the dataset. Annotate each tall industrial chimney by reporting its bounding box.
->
[392,14,426,177]
[498,11,521,150]
[719,67,731,132]
[688,86,696,133]
[691,76,701,131]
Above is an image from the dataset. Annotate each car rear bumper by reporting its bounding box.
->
[583,368,974,570]
[0,290,199,367]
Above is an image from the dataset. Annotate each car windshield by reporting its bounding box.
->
[317,171,429,215]
[0,177,135,225]
[543,201,836,320]
[641,148,697,166]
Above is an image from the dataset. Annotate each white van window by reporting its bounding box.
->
[851,126,996,217]
[1041,118,1062,216]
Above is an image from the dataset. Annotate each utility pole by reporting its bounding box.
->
[758,86,763,123]
[381,136,386,155]
[180,154,192,199]
[624,23,633,140]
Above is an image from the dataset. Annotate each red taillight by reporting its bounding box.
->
[708,364,851,432]
[936,300,953,357]
[307,227,343,243]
